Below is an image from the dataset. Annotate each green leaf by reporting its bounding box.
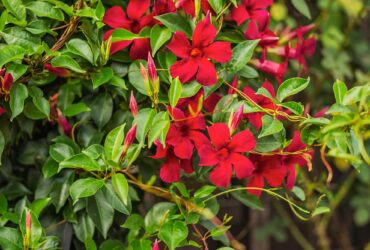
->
[83,144,104,160]
[291,186,305,201]
[91,67,114,89]
[0,193,7,214]
[42,157,59,178]
[84,237,97,250]
[26,1,64,21]
[150,25,172,55]
[180,81,202,98]
[1,27,41,52]
[29,198,51,217]
[103,183,130,215]
[6,63,28,81]
[9,83,28,120]
[209,0,224,13]
[63,102,91,117]
[128,61,148,96]
[70,178,105,203]
[259,115,284,138]
[73,212,95,243]
[333,80,347,104]
[237,65,259,78]
[226,40,259,73]
[104,124,125,162]
[1,0,26,22]
[0,227,22,250]
[276,77,310,102]
[158,221,188,250]
[280,101,304,115]
[134,108,156,144]
[32,96,50,118]
[49,143,74,163]
[255,135,281,152]
[121,213,144,230]
[155,13,193,37]
[291,0,311,19]
[148,119,170,147]
[0,45,25,68]
[230,189,264,210]
[51,55,86,73]
[87,190,114,238]
[144,202,175,233]
[169,77,182,107]
[66,38,94,64]
[194,185,216,199]
[90,93,113,129]
[112,173,129,206]
[59,153,101,172]
[111,28,139,42]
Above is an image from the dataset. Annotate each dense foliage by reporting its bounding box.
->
[0,0,368,249]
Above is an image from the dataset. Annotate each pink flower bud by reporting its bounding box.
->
[57,109,72,137]
[26,211,32,230]
[228,76,238,95]
[152,239,160,250]
[147,52,158,83]
[124,124,137,147]
[140,63,152,96]
[130,91,138,117]
[44,64,70,77]
[229,105,244,134]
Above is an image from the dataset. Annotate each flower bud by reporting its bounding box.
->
[130,91,138,117]
[44,64,70,77]
[140,63,152,97]
[147,52,158,84]
[26,211,32,230]
[124,124,137,148]
[152,239,159,250]
[229,104,244,134]
[228,76,238,95]
[57,108,72,137]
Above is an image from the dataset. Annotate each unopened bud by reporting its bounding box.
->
[26,211,32,230]
[229,104,244,134]
[44,64,70,77]
[130,91,138,117]
[228,76,238,95]
[147,52,158,84]
[140,63,152,97]
[120,124,137,161]
[152,239,159,250]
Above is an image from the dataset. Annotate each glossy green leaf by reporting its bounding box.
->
[70,178,105,203]
[276,77,310,102]
[134,108,156,144]
[180,81,202,98]
[90,93,113,129]
[128,60,149,96]
[59,153,101,172]
[259,115,284,138]
[87,190,114,238]
[150,25,172,55]
[1,0,26,22]
[104,124,125,162]
[51,55,86,73]
[169,77,182,107]
[20,209,43,249]
[291,0,311,19]
[209,0,224,13]
[280,101,304,115]
[66,38,94,64]
[0,227,22,250]
[226,40,259,73]
[112,173,129,206]
[26,1,64,21]
[49,143,74,163]
[29,198,51,217]
[0,45,25,68]
[333,79,347,104]
[158,221,188,250]
[91,67,114,89]
[155,13,193,37]
[63,102,91,117]
[0,193,7,214]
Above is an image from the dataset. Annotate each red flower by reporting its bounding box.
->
[153,0,176,16]
[243,80,277,129]
[166,107,208,159]
[245,20,278,48]
[230,0,272,30]
[199,123,256,187]
[0,68,13,98]
[282,131,312,189]
[167,14,232,86]
[247,154,286,196]
[250,59,287,83]
[152,140,193,183]
[103,0,154,59]
[175,0,212,17]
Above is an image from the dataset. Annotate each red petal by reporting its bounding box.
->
[253,0,273,8]
[230,5,250,26]
[210,162,233,187]
[285,131,305,152]
[203,42,232,63]
[170,59,198,83]
[3,73,13,91]
[198,144,219,166]
[173,138,194,159]
[250,9,270,31]
[127,0,150,20]
[160,155,181,183]
[228,128,256,152]
[0,106,6,116]
[180,159,193,173]
[152,140,168,159]
[245,112,263,130]
[195,58,217,86]
[245,20,261,40]
[168,107,185,120]
[285,164,296,190]
[192,13,217,48]
[231,153,254,179]
[188,130,209,150]
[247,175,264,196]
[167,32,191,59]
[263,164,287,187]
[204,93,222,112]
[261,80,276,97]
[186,115,206,130]
[207,123,230,149]
[103,6,129,28]
[129,38,151,60]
